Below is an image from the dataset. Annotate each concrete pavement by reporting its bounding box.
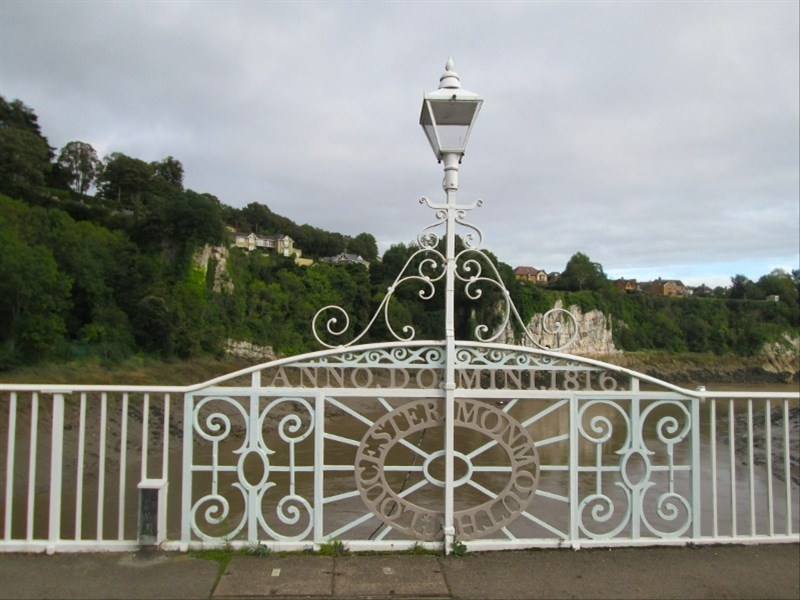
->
[0,544,797,599]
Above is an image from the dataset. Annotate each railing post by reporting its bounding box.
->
[314,393,325,544]
[569,393,579,548]
[691,395,701,539]
[180,393,193,551]
[47,391,68,554]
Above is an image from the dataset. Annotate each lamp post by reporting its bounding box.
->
[419,58,483,552]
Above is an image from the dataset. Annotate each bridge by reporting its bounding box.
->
[1,60,797,556]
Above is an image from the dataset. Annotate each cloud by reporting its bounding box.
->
[2,1,797,280]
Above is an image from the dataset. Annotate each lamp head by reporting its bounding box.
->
[419,58,483,162]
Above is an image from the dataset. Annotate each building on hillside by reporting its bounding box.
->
[644,278,687,298]
[321,252,370,268]
[514,266,548,284]
[614,278,641,294]
[231,231,302,258]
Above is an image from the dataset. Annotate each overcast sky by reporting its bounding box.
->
[2,1,798,287]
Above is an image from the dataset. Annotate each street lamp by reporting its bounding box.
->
[419,57,483,163]
[419,58,484,553]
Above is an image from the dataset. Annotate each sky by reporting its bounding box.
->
[1,1,798,288]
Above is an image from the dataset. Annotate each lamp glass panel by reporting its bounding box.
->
[430,101,479,153]
[420,102,441,155]
[431,101,479,126]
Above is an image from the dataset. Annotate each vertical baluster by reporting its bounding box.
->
[729,399,736,537]
[765,399,773,536]
[75,393,86,540]
[141,393,150,481]
[783,400,791,535]
[26,393,38,541]
[160,394,170,539]
[569,393,579,545]
[710,398,718,537]
[118,393,128,541]
[180,393,193,551]
[747,399,755,536]
[691,395,701,539]
[47,392,66,553]
[97,393,107,541]
[162,394,170,479]
[4,393,17,541]
[313,393,324,543]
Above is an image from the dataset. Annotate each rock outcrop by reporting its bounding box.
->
[193,244,234,293]
[501,300,619,355]
[224,339,276,362]
[760,333,800,382]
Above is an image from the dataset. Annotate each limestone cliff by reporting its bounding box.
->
[759,333,800,383]
[501,300,619,355]
[193,244,234,293]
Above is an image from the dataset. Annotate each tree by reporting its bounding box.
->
[729,274,764,300]
[0,221,70,362]
[558,252,608,291]
[0,97,48,141]
[97,152,155,205]
[152,155,184,190]
[0,127,52,200]
[756,269,799,307]
[347,232,378,262]
[57,141,101,195]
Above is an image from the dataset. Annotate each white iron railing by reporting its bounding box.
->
[1,343,797,554]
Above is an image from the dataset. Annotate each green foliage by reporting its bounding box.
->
[57,141,101,195]
[347,232,379,262]
[399,542,440,556]
[151,155,184,190]
[0,127,52,200]
[0,204,71,364]
[317,539,349,557]
[525,286,798,356]
[245,542,272,556]
[555,251,609,292]
[97,152,155,206]
[449,539,467,557]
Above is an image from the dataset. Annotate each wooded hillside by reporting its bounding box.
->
[1,96,797,369]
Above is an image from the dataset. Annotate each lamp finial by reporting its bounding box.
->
[439,57,461,89]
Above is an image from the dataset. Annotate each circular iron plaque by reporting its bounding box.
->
[354,398,540,541]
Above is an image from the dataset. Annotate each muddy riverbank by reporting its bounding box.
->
[592,352,799,387]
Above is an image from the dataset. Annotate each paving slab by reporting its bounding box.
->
[440,544,800,599]
[215,555,333,598]
[0,551,219,599]
[334,555,448,598]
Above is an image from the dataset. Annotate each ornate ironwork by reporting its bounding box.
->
[188,395,315,543]
[312,196,578,351]
[576,398,694,540]
[354,398,540,541]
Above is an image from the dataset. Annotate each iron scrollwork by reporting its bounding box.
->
[576,399,693,540]
[312,196,578,351]
[189,395,315,543]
